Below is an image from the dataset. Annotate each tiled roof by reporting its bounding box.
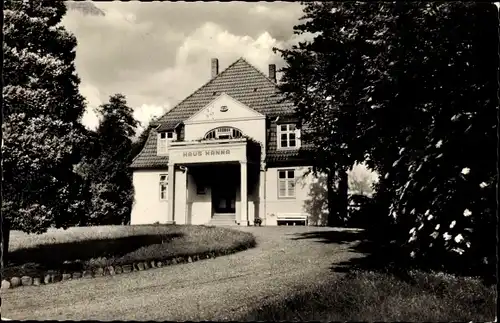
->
[154,57,294,127]
[156,121,181,132]
[131,57,310,169]
[266,120,313,165]
[130,129,169,169]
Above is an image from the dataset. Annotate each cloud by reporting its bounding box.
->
[79,83,102,130]
[133,104,169,130]
[175,21,281,72]
[62,2,305,130]
[66,1,105,17]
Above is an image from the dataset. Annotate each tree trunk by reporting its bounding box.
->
[338,170,349,226]
[1,217,11,269]
[326,170,337,227]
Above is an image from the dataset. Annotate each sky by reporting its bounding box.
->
[61,1,382,183]
[62,1,306,132]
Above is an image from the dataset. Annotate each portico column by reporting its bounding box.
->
[240,161,248,226]
[167,162,176,224]
[258,162,266,225]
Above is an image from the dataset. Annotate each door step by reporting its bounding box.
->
[209,214,238,226]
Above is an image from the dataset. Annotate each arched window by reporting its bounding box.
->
[204,127,244,140]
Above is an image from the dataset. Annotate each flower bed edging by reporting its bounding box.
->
[0,247,247,290]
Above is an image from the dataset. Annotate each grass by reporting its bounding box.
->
[2,224,256,280]
[239,269,497,322]
[248,228,497,322]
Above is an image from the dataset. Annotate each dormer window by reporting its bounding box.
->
[157,131,176,155]
[277,124,300,149]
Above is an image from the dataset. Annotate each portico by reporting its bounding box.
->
[166,138,261,226]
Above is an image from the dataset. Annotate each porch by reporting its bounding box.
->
[166,138,263,226]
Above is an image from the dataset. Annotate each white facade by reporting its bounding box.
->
[131,92,314,226]
[263,167,314,226]
[131,58,316,226]
[131,164,315,226]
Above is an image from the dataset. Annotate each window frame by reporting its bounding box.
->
[277,124,300,150]
[277,168,297,199]
[159,174,168,201]
[157,131,176,155]
[204,127,244,140]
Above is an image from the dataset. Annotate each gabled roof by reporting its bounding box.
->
[131,57,306,169]
[184,92,265,124]
[154,57,294,128]
[130,128,169,169]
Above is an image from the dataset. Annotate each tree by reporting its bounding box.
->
[275,2,392,226]
[2,0,90,265]
[304,167,377,227]
[348,164,377,197]
[2,1,89,231]
[81,94,139,225]
[365,2,497,278]
[277,2,497,278]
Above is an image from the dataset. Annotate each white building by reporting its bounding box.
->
[130,57,316,226]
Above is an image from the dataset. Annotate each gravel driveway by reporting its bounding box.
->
[1,226,366,321]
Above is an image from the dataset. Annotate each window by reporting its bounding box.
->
[159,174,168,200]
[158,131,175,155]
[204,127,243,140]
[277,124,300,149]
[278,169,296,198]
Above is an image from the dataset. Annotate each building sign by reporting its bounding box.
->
[182,149,231,158]
[169,144,247,164]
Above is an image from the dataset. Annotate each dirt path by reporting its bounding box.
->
[1,226,366,321]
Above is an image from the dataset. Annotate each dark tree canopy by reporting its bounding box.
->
[79,94,139,225]
[276,1,497,277]
[2,0,90,233]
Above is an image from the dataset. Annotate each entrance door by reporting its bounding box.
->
[213,186,236,214]
[212,166,237,214]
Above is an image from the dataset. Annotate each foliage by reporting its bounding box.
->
[78,94,139,225]
[363,2,497,278]
[348,164,377,197]
[275,2,392,226]
[2,0,90,233]
[277,1,497,277]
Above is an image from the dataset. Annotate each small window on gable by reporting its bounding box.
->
[278,169,296,199]
[157,131,176,155]
[277,124,300,149]
[204,127,243,140]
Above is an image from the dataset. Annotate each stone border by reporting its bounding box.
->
[1,250,236,290]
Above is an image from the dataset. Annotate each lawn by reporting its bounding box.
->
[239,269,497,322]
[2,224,256,281]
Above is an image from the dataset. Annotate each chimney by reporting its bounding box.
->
[211,58,219,78]
[268,64,276,83]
